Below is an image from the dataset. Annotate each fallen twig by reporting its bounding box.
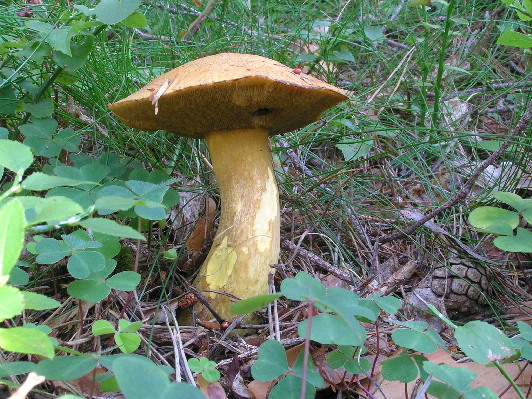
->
[378,101,532,244]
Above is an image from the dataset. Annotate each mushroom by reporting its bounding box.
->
[108,53,347,320]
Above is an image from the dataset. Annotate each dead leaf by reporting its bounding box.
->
[198,375,227,399]
[247,380,273,399]
[187,197,216,251]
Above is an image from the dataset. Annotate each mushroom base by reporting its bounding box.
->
[191,128,280,322]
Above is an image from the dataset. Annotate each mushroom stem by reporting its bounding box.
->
[193,128,280,320]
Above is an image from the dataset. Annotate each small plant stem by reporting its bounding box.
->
[366,322,380,392]
[300,300,314,399]
[431,0,456,128]
[493,361,526,399]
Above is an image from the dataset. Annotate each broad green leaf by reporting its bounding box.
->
[319,287,377,321]
[292,350,325,387]
[113,356,172,399]
[46,187,93,209]
[0,86,18,115]
[0,199,26,279]
[93,0,142,25]
[327,350,348,369]
[0,286,24,321]
[468,206,518,234]
[115,332,141,354]
[35,238,70,264]
[299,313,366,346]
[251,340,289,381]
[517,321,532,341]
[68,251,106,279]
[22,98,54,118]
[94,196,136,212]
[269,375,315,399]
[34,357,97,381]
[493,192,532,212]
[423,362,476,391]
[67,280,110,303]
[117,320,142,333]
[22,173,90,191]
[61,232,102,251]
[46,26,75,55]
[0,361,36,378]
[201,368,221,383]
[0,326,54,358]
[22,291,60,311]
[455,320,515,364]
[92,320,115,336]
[8,267,30,286]
[523,208,532,225]
[24,136,61,158]
[53,36,94,71]
[392,329,438,353]
[374,296,402,314]
[0,128,8,140]
[280,272,326,301]
[19,118,57,139]
[106,271,141,291]
[381,355,419,383]
[494,228,532,252]
[230,294,282,315]
[30,196,84,225]
[497,30,532,48]
[79,218,146,240]
[133,202,166,220]
[336,139,373,162]
[0,140,33,173]
[53,128,81,152]
[364,25,385,42]
[124,12,147,28]
[344,358,371,374]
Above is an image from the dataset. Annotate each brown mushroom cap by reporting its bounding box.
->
[108,53,348,138]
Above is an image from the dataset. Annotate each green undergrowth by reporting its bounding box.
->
[0,0,531,398]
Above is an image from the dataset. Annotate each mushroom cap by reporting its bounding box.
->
[108,53,347,138]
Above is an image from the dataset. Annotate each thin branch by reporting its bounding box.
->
[379,101,532,244]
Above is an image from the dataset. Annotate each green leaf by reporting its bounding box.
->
[374,296,402,314]
[46,27,75,55]
[133,202,167,220]
[251,340,289,381]
[22,291,60,311]
[201,368,221,382]
[381,355,420,383]
[0,86,18,115]
[493,192,532,212]
[0,326,54,358]
[0,286,24,321]
[93,0,142,25]
[124,12,148,28]
[0,199,26,280]
[344,358,371,374]
[392,329,438,353]
[35,238,70,264]
[0,140,33,173]
[79,218,146,240]
[299,313,366,346]
[517,321,532,341]
[319,287,377,322]
[230,294,282,314]
[468,206,519,234]
[34,357,98,381]
[0,361,36,378]
[423,362,476,391]
[497,30,532,48]
[115,332,141,354]
[269,375,315,399]
[53,36,94,71]
[92,320,115,336]
[292,350,325,387]
[106,271,141,291]
[68,251,106,279]
[67,280,110,303]
[19,118,57,139]
[280,272,326,301]
[455,320,515,364]
[494,228,532,252]
[94,196,136,213]
[62,232,102,250]
[22,173,90,191]
[336,139,373,162]
[364,25,385,42]
[30,196,84,225]
[327,350,348,369]
[22,98,54,118]
[118,320,142,333]
[53,129,81,152]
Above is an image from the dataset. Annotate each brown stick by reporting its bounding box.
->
[379,102,532,244]
[182,0,217,38]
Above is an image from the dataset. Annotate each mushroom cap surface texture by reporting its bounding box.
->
[108,53,347,137]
